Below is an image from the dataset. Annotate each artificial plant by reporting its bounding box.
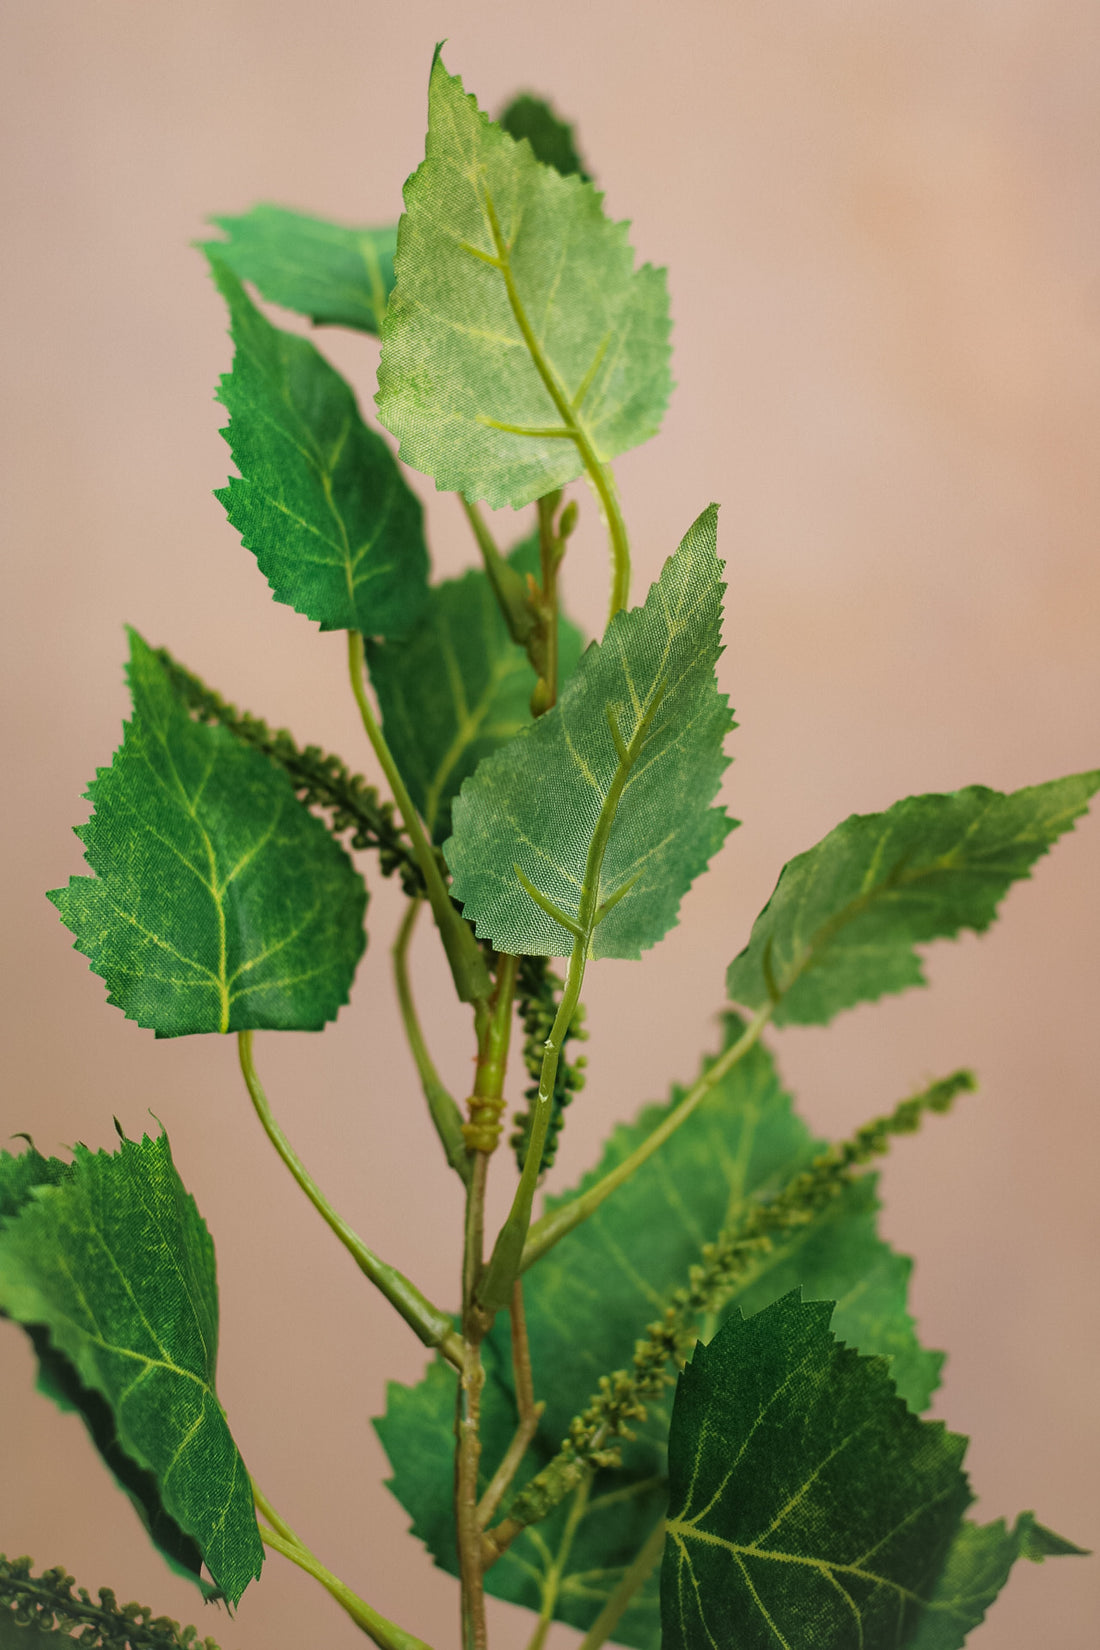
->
[3,48,1093,1650]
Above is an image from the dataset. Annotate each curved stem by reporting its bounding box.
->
[520,1005,774,1271]
[393,897,471,1183]
[238,1031,462,1367]
[258,1521,433,1650]
[348,630,491,1006]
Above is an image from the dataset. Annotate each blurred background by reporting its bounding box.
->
[2,2,1098,1645]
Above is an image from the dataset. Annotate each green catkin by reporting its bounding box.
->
[510,954,589,1173]
[0,1556,221,1650]
[486,1069,975,1551]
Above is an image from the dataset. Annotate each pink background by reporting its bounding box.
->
[2,2,1098,1646]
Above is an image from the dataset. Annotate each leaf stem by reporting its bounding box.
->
[393,897,471,1184]
[257,1519,433,1650]
[522,1475,592,1650]
[347,630,491,1005]
[238,1031,462,1367]
[575,1517,666,1650]
[460,495,537,647]
[482,188,631,623]
[520,1005,775,1271]
[456,1153,489,1650]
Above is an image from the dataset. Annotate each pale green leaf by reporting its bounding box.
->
[210,258,428,635]
[0,1135,262,1605]
[204,204,397,332]
[444,506,735,960]
[48,631,366,1036]
[375,1026,942,1647]
[727,773,1100,1026]
[366,533,584,842]
[376,52,671,509]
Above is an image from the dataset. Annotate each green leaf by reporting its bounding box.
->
[204,204,397,332]
[444,506,735,959]
[48,630,366,1036]
[662,1292,970,1650]
[906,1514,1087,1650]
[0,1135,263,1605]
[375,1027,942,1647]
[366,532,584,842]
[209,257,428,636]
[727,773,1100,1025]
[498,94,590,180]
[662,1293,1082,1650]
[1,1552,223,1649]
[376,52,671,510]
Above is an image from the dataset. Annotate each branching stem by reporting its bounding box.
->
[238,1032,462,1367]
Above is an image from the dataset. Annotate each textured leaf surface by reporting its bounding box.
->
[498,94,590,179]
[48,631,366,1035]
[376,53,671,509]
[376,1027,941,1646]
[727,773,1100,1025]
[662,1293,972,1650]
[205,204,397,332]
[366,533,583,842]
[0,1135,262,1604]
[210,258,428,635]
[445,507,734,959]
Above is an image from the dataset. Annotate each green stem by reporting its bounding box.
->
[456,1151,489,1650]
[575,1518,665,1650]
[348,630,491,1006]
[481,190,631,623]
[258,1522,433,1650]
[238,1031,462,1367]
[464,951,520,1154]
[520,1005,774,1271]
[460,495,536,646]
[393,897,471,1184]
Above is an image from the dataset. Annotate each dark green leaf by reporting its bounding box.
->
[0,1135,262,1605]
[366,533,584,842]
[376,1027,941,1647]
[48,631,366,1036]
[727,773,1100,1025]
[209,258,428,636]
[204,204,397,332]
[445,506,735,959]
[376,53,671,510]
[662,1292,971,1650]
[498,94,590,180]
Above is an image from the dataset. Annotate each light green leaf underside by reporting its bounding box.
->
[48,631,366,1036]
[204,204,397,332]
[727,771,1100,1026]
[376,1025,942,1647]
[375,53,671,509]
[662,1293,971,1650]
[444,506,735,959]
[0,1135,262,1605]
[209,258,428,636]
[366,532,584,842]
[498,93,590,181]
